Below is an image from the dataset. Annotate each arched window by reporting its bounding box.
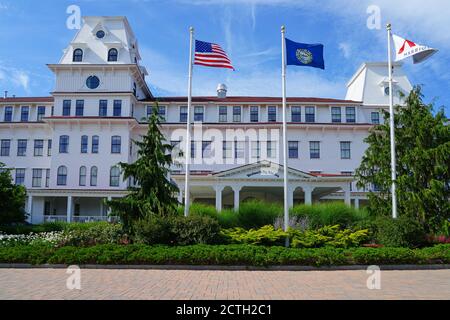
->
[110,166,120,187]
[57,166,67,186]
[73,48,83,62]
[79,166,87,186]
[108,48,118,62]
[92,136,99,154]
[90,166,98,186]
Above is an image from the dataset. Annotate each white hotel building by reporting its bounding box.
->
[0,16,413,224]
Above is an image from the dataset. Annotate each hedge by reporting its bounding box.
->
[0,244,449,267]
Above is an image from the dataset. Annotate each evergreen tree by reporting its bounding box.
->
[356,86,450,232]
[0,163,27,225]
[107,104,180,230]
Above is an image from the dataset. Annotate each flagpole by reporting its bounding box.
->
[387,23,398,219]
[184,26,194,217]
[281,25,289,246]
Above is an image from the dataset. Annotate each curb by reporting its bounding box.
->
[1,264,449,271]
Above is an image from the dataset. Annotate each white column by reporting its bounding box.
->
[106,196,112,222]
[177,189,184,204]
[215,186,224,212]
[354,198,360,210]
[304,186,312,205]
[343,185,351,206]
[67,196,73,223]
[232,186,242,211]
[26,195,33,223]
[288,187,294,209]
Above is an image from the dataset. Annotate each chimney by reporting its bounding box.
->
[3,91,7,99]
[217,84,228,99]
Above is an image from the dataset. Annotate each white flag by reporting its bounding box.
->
[392,34,438,64]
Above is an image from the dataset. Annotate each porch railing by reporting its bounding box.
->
[43,216,113,223]
[43,216,67,223]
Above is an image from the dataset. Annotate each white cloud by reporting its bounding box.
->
[0,64,31,92]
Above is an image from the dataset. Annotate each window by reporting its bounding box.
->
[81,136,88,154]
[234,141,245,159]
[346,107,356,123]
[73,49,83,62]
[4,107,12,122]
[158,106,166,122]
[45,169,50,188]
[267,141,277,159]
[96,30,105,39]
[63,100,71,116]
[110,166,120,187]
[331,107,342,123]
[75,100,84,116]
[34,140,44,157]
[90,167,98,186]
[340,142,351,159]
[202,141,212,158]
[146,105,153,119]
[17,140,27,157]
[21,106,29,122]
[108,48,118,62]
[15,169,25,185]
[180,106,188,123]
[291,106,301,122]
[133,83,137,97]
[99,100,108,117]
[190,141,196,159]
[305,107,315,123]
[371,112,380,124]
[288,141,299,159]
[310,141,320,159]
[79,166,87,186]
[86,76,100,89]
[250,106,259,122]
[111,136,121,154]
[47,140,52,156]
[251,141,260,159]
[37,106,46,121]
[113,100,122,117]
[1,140,10,156]
[219,106,227,122]
[32,169,42,188]
[223,141,232,159]
[92,136,99,154]
[59,135,69,154]
[233,106,241,122]
[268,106,277,122]
[57,166,67,186]
[194,106,204,122]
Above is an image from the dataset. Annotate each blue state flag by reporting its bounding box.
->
[286,38,325,69]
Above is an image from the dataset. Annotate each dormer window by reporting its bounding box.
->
[73,48,83,62]
[96,30,105,39]
[108,48,118,62]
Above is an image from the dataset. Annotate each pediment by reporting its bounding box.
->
[214,161,315,180]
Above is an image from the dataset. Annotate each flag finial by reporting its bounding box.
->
[190,26,194,33]
[387,23,392,31]
[281,25,286,33]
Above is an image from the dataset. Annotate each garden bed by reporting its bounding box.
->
[0,244,449,267]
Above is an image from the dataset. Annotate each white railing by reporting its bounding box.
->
[44,216,67,223]
[72,216,109,223]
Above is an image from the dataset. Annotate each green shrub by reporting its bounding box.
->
[217,209,239,229]
[1,243,449,266]
[132,215,222,246]
[235,200,282,229]
[289,225,369,249]
[291,203,369,229]
[0,222,66,235]
[221,226,288,246]
[59,222,126,247]
[375,216,427,248]
[172,215,222,245]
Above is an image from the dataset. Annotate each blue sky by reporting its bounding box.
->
[0,0,448,116]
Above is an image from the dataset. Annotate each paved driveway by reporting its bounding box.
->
[0,268,449,300]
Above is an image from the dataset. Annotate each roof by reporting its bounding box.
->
[147,96,361,104]
[0,97,54,103]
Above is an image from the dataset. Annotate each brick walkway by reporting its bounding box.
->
[0,268,449,300]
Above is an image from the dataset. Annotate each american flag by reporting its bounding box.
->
[194,40,234,70]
